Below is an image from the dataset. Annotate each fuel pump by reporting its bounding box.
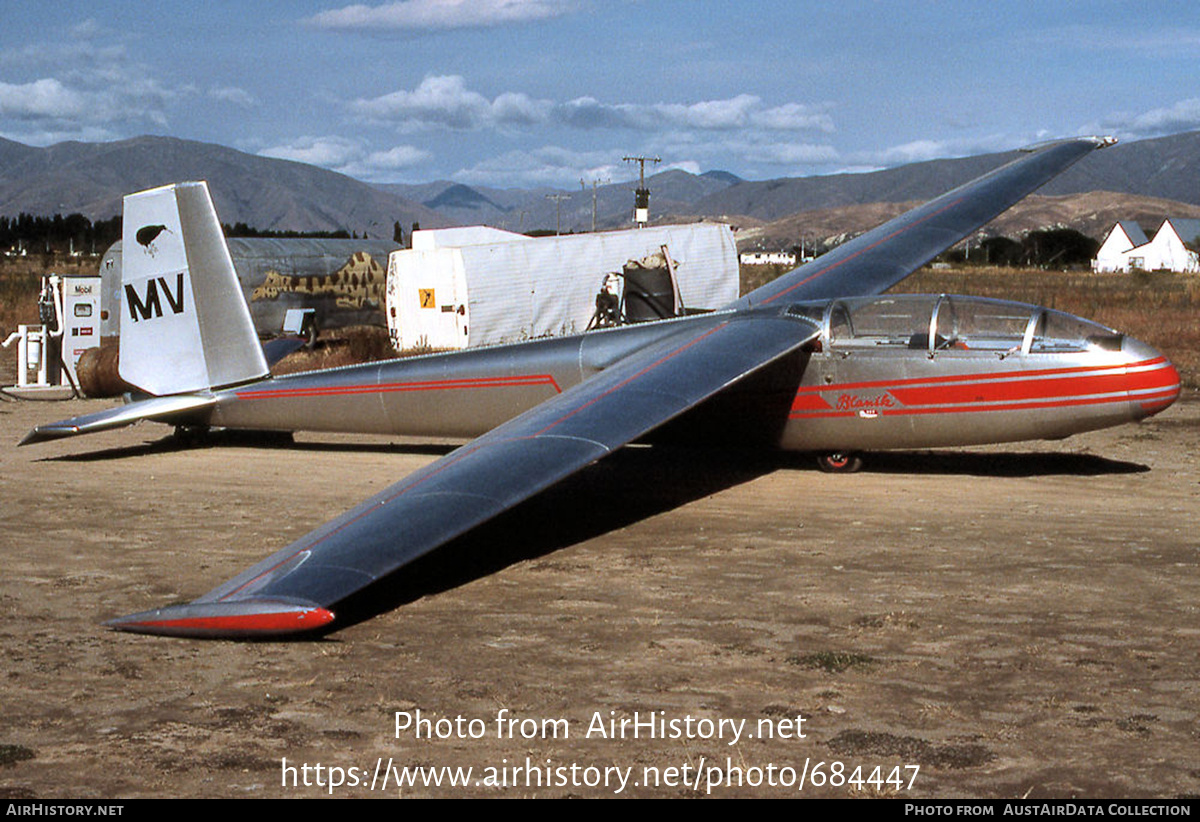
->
[37,276,64,385]
[2,274,101,395]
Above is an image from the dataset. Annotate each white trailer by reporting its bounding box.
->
[386,223,738,351]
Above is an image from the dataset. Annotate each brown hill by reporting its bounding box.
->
[0,135,451,234]
[736,191,1200,251]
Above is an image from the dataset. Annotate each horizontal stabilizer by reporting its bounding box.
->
[18,394,216,446]
[106,598,334,638]
[261,335,308,367]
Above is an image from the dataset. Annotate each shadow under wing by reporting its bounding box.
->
[107,309,820,637]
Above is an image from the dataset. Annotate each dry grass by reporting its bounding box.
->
[740,262,793,295]
[269,326,399,375]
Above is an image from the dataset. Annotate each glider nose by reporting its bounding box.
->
[1121,336,1180,419]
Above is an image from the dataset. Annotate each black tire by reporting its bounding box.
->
[816,452,863,473]
[171,424,209,447]
[302,319,319,349]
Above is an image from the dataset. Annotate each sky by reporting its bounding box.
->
[1,0,1199,190]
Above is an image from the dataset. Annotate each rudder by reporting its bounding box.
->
[119,182,267,396]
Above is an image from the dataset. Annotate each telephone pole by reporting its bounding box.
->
[580,177,609,233]
[622,155,660,227]
[545,194,570,235]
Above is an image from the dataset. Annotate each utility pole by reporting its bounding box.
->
[622,155,660,227]
[580,177,609,233]
[545,194,570,236]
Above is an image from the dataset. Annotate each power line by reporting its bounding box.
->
[580,177,609,233]
[544,194,570,235]
[622,155,660,227]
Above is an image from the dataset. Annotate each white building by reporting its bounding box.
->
[1093,218,1200,273]
[1092,221,1148,272]
[740,250,798,266]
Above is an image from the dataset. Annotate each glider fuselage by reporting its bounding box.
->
[208,293,1179,454]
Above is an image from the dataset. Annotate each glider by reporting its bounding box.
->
[22,136,1181,638]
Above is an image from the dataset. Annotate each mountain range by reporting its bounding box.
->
[377,168,740,233]
[4,130,1200,244]
[0,135,450,236]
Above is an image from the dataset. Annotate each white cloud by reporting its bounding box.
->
[259,136,431,181]
[452,145,623,187]
[554,96,630,130]
[491,91,554,126]
[647,131,841,174]
[0,124,116,146]
[365,144,432,168]
[555,94,829,133]
[305,0,575,31]
[0,79,88,120]
[354,76,834,139]
[851,133,1027,168]
[750,103,835,133]
[1114,98,1200,138]
[261,135,365,167]
[208,86,257,108]
[662,160,701,175]
[352,75,552,130]
[867,139,951,166]
[0,71,177,139]
[339,145,434,179]
[656,95,761,130]
[745,141,840,166]
[69,19,102,40]
[0,23,182,141]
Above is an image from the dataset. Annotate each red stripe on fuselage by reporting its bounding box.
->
[792,357,1167,397]
[789,357,1179,418]
[888,364,1172,406]
[790,393,833,412]
[235,374,562,401]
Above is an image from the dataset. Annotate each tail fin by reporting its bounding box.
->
[119,182,267,396]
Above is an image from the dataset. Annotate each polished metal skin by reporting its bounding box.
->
[203,293,1179,451]
[24,137,1180,639]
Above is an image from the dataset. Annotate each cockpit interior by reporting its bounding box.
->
[791,295,1122,356]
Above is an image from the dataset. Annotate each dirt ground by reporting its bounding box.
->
[0,393,1197,799]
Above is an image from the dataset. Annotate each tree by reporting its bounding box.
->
[980,236,1022,266]
[1021,228,1098,267]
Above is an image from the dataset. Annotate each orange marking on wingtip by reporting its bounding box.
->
[121,607,335,634]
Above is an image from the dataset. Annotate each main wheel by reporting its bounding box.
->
[171,424,210,447]
[816,452,863,473]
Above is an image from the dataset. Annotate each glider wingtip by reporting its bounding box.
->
[105,600,336,639]
[1020,135,1117,153]
[18,425,71,446]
